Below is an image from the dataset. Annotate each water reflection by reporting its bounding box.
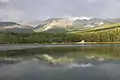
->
[0,44,120,60]
[0,44,120,80]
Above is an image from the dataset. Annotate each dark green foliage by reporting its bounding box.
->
[0,28,120,44]
[78,28,120,42]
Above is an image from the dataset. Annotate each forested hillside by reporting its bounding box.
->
[0,27,120,44]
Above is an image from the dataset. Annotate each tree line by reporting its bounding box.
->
[0,28,120,44]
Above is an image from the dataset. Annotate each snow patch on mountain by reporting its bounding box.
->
[34,17,109,32]
[84,24,95,28]
[84,22,104,28]
[65,16,92,21]
[97,21,104,25]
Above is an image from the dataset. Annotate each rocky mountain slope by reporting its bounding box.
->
[34,17,112,32]
[0,17,119,33]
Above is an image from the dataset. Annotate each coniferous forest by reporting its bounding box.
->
[0,28,120,44]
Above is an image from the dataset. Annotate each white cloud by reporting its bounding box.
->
[88,0,97,3]
[0,0,10,7]
[0,0,10,3]
[0,0,26,22]
[91,0,120,18]
[1,0,120,22]
[0,7,25,21]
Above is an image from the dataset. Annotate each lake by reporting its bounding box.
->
[0,44,120,80]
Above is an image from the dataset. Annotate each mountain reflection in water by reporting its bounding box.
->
[0,44,120,80]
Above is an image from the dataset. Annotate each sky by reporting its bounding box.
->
[0,0,120,22]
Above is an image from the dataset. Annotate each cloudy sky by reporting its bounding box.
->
[0,0,120,22]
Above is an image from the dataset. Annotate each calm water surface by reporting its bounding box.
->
[0,44,120,80]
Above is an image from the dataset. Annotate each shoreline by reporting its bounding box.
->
[1,42,120,45]
[53,42,120,44]
[0,43,120,51]
[77,42,120,44]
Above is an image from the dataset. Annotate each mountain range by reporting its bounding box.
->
[0,17,120,33]
[0,22,33,33]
